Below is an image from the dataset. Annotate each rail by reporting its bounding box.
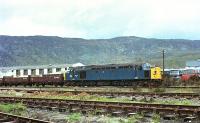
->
[0,112,50,123]
[0,88,199,98]
[0,97,199,115]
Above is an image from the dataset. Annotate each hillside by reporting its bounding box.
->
[0,35,200,68]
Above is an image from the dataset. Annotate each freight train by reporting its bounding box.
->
[0,63,162,86]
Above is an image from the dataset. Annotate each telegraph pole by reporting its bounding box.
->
[162,49,165,76]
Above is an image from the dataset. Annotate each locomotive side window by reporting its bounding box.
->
[80,71,86,79]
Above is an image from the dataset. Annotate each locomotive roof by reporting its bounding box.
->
[73,63,150,70]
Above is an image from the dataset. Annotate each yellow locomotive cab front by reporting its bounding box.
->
[151,67,162,80]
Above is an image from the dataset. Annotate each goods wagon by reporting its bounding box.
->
[30,74,64,86]
[3,76,29,86]
[0,78,4,85]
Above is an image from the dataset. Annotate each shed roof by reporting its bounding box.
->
[0,63,72,71]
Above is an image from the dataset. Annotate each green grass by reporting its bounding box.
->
[0,103,27,115]
[65,113,82,123]
[161,99,192,105]
[153,88,166,93]
[152,113,161,123]
[126,114,143,123]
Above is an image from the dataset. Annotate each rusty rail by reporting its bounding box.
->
[0,87,199,98]
[0,112,50,123]
[0,97,200,115]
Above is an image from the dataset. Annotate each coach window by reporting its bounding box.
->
[39,69,44,75]
[16,70,20,76]
[48,68,52,73]
[31,69,36,76]
[24,69,28,75]
[56,68,61,72]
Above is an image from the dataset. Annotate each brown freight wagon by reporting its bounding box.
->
[30,74,64,86]
[3,76,29,86]
[0,78,4,86]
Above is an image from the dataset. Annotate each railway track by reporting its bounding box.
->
[0,112,50,123]
[0,97,200,116]
[169,86,200,88]
[1,87,200,99]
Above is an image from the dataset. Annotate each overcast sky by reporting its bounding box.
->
[0,0,200,39]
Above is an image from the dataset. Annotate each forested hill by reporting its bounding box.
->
[0,35,200,68]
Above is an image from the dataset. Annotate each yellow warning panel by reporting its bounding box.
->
[151,67,162,79]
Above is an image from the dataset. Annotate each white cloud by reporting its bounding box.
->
[0,0,200,39]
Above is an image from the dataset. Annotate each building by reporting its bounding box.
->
[0,67,13,78]
[0,64,73,78]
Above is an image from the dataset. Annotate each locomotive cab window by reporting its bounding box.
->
[144,70,150,78]
[80,71,86,79]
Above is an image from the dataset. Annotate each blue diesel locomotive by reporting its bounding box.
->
[64,63,162,86]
